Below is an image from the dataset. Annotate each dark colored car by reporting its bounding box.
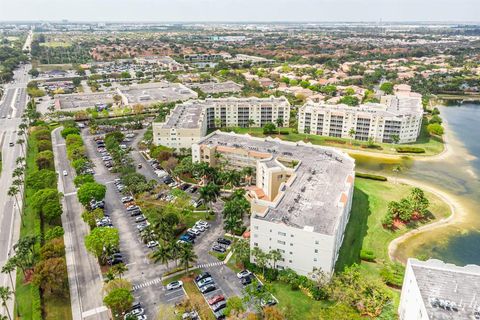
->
[212,245,226,253]
[217,238,232,246]
[212,300,227,312]
[200,284,216,294]
[241,276,252,286]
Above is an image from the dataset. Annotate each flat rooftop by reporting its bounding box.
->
[187,81,243,94]
[302,92,423,118]
[161,101,205,129]
[55,92,114,109]
[120,82,197,104]
[197,131,355,235]
[409,258,480,319]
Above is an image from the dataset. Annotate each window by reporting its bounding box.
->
[315,240,319,245]
[289,260,292,263]
[277,240,286,245]
[254,243,258,247]
[314,258,317,262]
[278,232,286,237]
[315,249,318,253]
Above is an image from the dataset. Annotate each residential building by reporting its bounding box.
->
[153,96,290,149]
[399,258,480,320]
[192,132,355,276]
[298,90,423,143]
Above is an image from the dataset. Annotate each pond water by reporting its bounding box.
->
[353,102,480,265]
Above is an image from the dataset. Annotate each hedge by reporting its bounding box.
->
[395,146,425,154]
[355,172,387,181]
[360,249,377,262]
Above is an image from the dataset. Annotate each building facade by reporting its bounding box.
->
[298,90,424,144]
[399,259,480,320]
[192,132,355,276]
[153,96,290,149]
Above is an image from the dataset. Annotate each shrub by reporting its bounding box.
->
[31,285,42,320]
[395,146,425,154]
[279,130,290,135]
[360,249,376,262]
[74,174,95,187]
[427,123,444,136]
[355,172,387,181]
[37,140,52,152]
[45,226,65,241]
[380,263,405,288]
[61,126,80,138]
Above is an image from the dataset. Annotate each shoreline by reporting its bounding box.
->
[387,176,466,265]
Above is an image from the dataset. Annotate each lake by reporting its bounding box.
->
[353,102,480,265]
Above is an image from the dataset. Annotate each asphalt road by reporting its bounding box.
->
[0,64,31,318]
[52,128,110,320]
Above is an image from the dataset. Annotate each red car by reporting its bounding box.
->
[208,294,225,305]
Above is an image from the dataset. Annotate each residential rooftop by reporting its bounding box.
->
[409,258,480,320]
[302,91,423,118]
[197,131,355,235]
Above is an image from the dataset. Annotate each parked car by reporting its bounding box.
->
[212,300,227,312]
[261,298,277,307]
[197,277,214,288]
[212,245,226,253]
[63,170,68,176]
[121,196,134,203]
[147,241,158,248]
[166,281,183,290]
[130,209,142,217]
[195,272,211,283]
[135,215,147,223]
[236,270,252,279]
[241,276,253,286]
[200,284,216,294]
[208,295,225,305]
[107,257,123,265]
[137,164,142,169]
[127,205,140,211]
[213,309,225,320]
[217,238,232,246]
[187,228,201,236]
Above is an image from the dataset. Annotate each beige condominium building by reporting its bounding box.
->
[153,96,290,149]
[298,89,424,144]
[192,131,355,276]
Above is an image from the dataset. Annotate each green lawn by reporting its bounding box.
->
[336,177,451,272]
[219,122,444,156]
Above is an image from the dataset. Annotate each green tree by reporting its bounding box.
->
[103,288,133,318]
[35,150,54,169]
[263,122,277,135]
[380,82,394,94]
[233,239,250,265]
[45,226,64,241]
[252,247,268,277]
[81,208,105,229]
[268,249,283,269]
[32,257,68,296]
[26,169,57,191]
[1,260,16,290]
[179,243,197,273]
[427,123,444,136]
[224,296,245,317]
[0,286,13,320]
[348,128,356,144]
[199,182,220,211]
[74,174,95,187]
[85,227,120,264]
[408,187,429,218]
[152,243,172,268]
[77,182,106,206]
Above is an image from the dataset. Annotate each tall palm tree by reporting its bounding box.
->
[1,260,15,290]
[16,139,25,157]
[199,182,220,211]
[7,187,22,225]
[179,244,197,274]
[0,286,13,320]
[12,179,24,200]
[111,263,128,279]
[152,243,171,268]
[275,117,284,134]
[247,119,255,133]
[241,167,255,186]
[268,249,283,269]
[169,241,181,267]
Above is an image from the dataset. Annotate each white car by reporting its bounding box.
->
[187,228,201,236]
[166,280,183,290]
[236,270,252,279]
[147,241,158,248]
[62,170,68,176]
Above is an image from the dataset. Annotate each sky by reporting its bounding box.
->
[0,0,479,22]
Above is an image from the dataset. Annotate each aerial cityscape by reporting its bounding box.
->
[0,1,479,320]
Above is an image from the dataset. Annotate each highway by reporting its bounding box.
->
[0,63,31,318]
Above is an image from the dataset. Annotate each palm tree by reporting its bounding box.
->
[7,187,22,226]
[1,260,15,290]
[348,128,356,145]
[0,286,13,320]
[152,243,172,268]
[199,182,220,211]
[12,179,24,200]
[275,118,284,134]
[169,241,182,267]
[252,247,268,278]
[111,263,128,279]
[241,167,255,186]
[247,119,255,133]
[179,244,197,274]
[16,139,25,157]
[268,249,283,269]
[15,157,25,167]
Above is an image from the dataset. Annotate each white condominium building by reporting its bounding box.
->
[192,131,355,276]
[298,90,424,144]
[153,96,290,149]
[399,258,480,320]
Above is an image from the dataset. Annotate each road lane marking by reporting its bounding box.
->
[132,277,162,290]
[81,306,109,318]
[196,261,225,269]
[64,192,77,197]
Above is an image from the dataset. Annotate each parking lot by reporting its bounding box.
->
[81,128,247,318]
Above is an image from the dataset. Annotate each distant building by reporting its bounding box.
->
[226,54,275,65]
[192,131,355,276]
[298,90,423,144]
[187,81,243,94]
[399,258,480,320]
[153,96,290,149]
